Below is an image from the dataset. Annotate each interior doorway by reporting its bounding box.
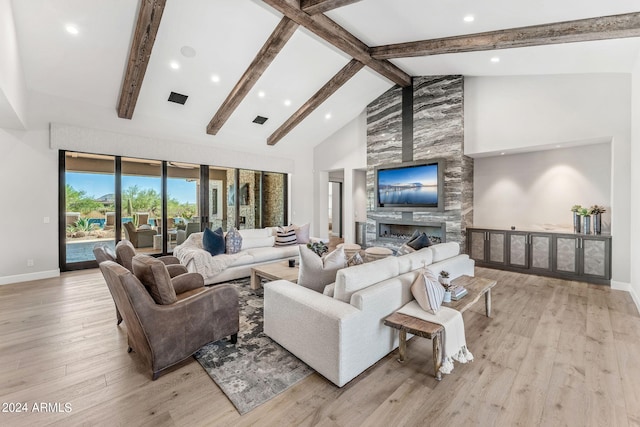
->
[328,170,344,238]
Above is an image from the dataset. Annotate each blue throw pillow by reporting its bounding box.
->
[203,227,225,256]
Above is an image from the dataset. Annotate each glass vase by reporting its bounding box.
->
[582,215,591,234]
[573,212,581,233]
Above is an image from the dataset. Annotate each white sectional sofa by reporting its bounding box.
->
[263,242,474,387]
[174,227,300,285]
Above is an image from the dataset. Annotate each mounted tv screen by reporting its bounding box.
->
[375,160,444,211]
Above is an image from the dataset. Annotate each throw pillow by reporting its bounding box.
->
[307,241,328,257]
[225,227,242,254]
[138,224,151,230]
[298,245,347,293]
[275,225,298,246]
[203,227,225,256]
[407,229,421,243]
[294,223,310,244]
[407,232,432,250]
[411,268,444,314]
[132,254,177,305]
[396,243,416,256]
[347,252,364,266]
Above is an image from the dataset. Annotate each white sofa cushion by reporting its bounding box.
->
[246,245,298,263]
[239,228,272,239]
[397,247,434,274]
[240,236,275,250]
[334,256,400,303]
[430,242,461,263]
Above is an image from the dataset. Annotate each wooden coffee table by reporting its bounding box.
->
[250,259,299,290]
[384,275,497,380]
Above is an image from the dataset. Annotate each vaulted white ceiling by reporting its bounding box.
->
[8,0,640,152]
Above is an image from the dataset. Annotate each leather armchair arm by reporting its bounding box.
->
[171,272,204,294]
[158,256,180,265]
[166,264,188,278]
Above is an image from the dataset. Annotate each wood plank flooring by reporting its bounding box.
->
[0,267,639,426]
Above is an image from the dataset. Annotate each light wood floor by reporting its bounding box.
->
[1,268,639,426]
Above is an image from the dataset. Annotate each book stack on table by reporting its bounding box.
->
[450,284,468,301]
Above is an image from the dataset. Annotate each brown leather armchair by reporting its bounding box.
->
[99,257,239,380]
[123,221,157,248]
[93,241,189,325]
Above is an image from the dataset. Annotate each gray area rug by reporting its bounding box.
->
[194,278,314,415]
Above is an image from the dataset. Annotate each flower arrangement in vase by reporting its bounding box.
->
[570,205,582,233]
[439,271,452,302]
[589,205,606,235]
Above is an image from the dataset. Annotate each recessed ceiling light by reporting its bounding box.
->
[463,15,474,22]
[284,99,291,107]
[65,24,79,35]
[180,46,196,58]
[170,61,180,70]
[211,74,220,83]
[258,91,265,98]
[556,144,562,148]
[500,152,505,155]
[325,113,332,120]
[490,57,500,63]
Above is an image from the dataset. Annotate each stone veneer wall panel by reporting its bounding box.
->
[366,75,473,251]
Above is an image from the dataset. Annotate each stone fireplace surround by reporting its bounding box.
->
[365,76,473,252]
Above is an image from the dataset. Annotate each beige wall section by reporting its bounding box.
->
[0,0,27,129]
[631,53,640,308]
[313,111,367,243]
[474,143,612,231]
[465,73,632,285]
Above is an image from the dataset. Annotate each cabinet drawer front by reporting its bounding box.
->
[509,234,527,267]
[555,237,577,273]
[470,231,485,260]
[489,233,505,263]
[583,239,607,277]
[531,235,551,270]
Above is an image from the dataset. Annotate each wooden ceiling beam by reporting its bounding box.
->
[262,0,411,86]
[206,17,299,135]
[117,0,166,119]
[268,59,364,145]
[371,12,640,59]
[301,0,363,15]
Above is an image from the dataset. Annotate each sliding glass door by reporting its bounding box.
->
[62,152,116,268]
[60,151,288,271]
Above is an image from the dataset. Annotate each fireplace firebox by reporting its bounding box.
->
[377,221,446,244]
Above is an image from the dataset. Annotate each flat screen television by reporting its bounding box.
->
[375,159,445,211]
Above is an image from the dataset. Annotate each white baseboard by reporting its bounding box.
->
[611,280,640,314]
[0,269,60,286]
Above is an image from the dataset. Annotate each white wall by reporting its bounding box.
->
[0,0,27,128]
[0,128,59,283]
[465,74,631,285]
[313,111,367,242]
[630,54,640,307]
[352,169,367,222]
[474,143,611,231]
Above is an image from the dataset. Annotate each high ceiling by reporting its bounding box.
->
[9,0,640,152]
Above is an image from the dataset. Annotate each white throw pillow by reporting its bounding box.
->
[411,268,445,314]
[294,223,310,244]
[297,245,346,293]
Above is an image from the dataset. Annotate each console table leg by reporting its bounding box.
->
[433,330,443,381]
[485,289,492,317]
[398,330,407,362]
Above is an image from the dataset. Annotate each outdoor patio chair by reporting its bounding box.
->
[123,221,157,248]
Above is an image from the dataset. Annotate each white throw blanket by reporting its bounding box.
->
[398,300,474,375]
[173,232,241,279]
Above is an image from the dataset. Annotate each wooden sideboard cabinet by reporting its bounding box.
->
[467,228,611,285]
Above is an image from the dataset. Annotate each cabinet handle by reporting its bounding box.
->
[575,239,579,249]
